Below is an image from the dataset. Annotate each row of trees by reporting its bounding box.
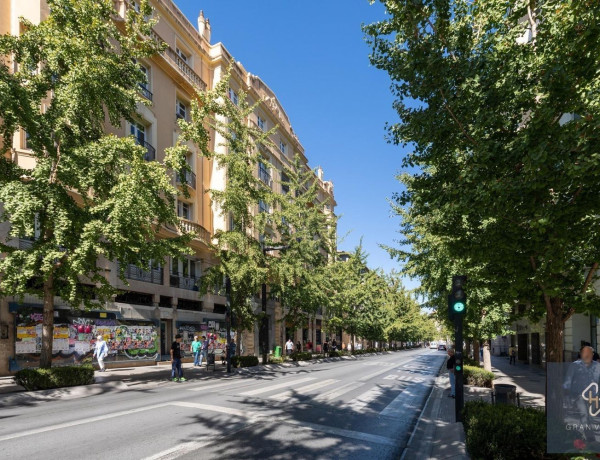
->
[0,0,433,367]
[365,0,600,362]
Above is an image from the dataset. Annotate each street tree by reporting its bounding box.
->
[0,0,191,368]
[268,155,337,334]
[365,0,600,362]
[187,70,275,355]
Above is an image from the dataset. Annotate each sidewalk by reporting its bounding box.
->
[402,354,546,460]
[0,350,405,396]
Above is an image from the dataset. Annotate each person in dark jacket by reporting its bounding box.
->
[447,349,456,398]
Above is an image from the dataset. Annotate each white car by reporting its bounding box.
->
[429,342,438,349]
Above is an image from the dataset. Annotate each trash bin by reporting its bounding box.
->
[274,346,282,358]
[494,384,517,405]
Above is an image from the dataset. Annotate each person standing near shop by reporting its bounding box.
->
[93,335,108,372]
[199,335,208,367]
[192,335,202,367]
[285,338,294,356]
[171,334,186,382]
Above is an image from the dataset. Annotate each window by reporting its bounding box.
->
[281,172,290,194]
[259,200,270,214]
[175,47,188,63]
[138,64,152,101]
[177,200,191,220]
[130,122,146,145]
[259,161,271,185]
[228,88,239,106]
[176,99,187,120]
[23,130,31,150]
[279,140,287,154]
[257,115,265,131]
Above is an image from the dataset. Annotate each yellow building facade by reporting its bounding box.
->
[0,0,335,374]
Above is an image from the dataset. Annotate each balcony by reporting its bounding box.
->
[120,262,163,285]
[138,84,153,102]
[135,138,155,161]
[170,274,200,291]
[178,218,211,244]
[177,169,197,189]
[149,30,207,91]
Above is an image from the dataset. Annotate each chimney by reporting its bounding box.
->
[197,11,211,42]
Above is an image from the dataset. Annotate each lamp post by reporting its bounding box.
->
[261,244,289,365]
[225,276,232,373]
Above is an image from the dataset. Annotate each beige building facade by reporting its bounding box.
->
[0,0,335,374]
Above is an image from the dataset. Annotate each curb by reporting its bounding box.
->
[400,356,448,460]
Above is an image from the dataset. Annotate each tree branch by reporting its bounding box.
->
[582,262,598,294]
[440,89,478,145]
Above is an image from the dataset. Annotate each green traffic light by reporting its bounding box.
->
[453,301,465,313]
[455,365,462,372]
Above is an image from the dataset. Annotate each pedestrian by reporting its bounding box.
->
[508,345,516,365]
[296,341,301,352]
[93,335,108,372]
[192,335,202,367]
[307,341,313,352]
[323,341,329,355]
[199,335,208,366]
[331,339,337,351]
[447,349,456,398]
[171,334,186,382]
[285,338,294,356]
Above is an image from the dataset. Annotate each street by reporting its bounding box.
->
[0,349,444,460]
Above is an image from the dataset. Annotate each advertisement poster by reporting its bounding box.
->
[177,320,230,353]
[14,307,159,368]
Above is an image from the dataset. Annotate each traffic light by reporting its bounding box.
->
[455,351,463,373]
[450,275,467,316]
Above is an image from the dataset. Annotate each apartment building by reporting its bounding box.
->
[0,0,335,374]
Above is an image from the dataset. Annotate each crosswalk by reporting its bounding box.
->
[181,359,439,419]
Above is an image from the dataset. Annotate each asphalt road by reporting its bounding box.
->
[0,348,445,460]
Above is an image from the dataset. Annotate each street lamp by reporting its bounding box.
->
[261,244,289,365]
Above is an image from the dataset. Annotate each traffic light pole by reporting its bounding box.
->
[454,313,464,422]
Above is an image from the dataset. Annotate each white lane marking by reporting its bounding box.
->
[314,382,359,402]
[343,384,393,412]
[0,403,169,442]
[185,379,250,392]
[143,401,396,459]
[380,385,422,418]
[358,366,397,382]
[238,377,316,396]
[269,379,339,401]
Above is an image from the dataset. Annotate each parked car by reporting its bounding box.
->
[438,344,447,351]
[429,342,438,349]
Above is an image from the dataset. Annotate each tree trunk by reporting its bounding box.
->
[473,340,480,364]
[351,329,355,352]
[465,340,472,359]
[482,339,492,372]
[39,274,55,369]
[546,297,565,363]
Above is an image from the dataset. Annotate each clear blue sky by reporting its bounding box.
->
[176,0,414,284]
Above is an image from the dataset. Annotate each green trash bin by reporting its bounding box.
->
[274,346,282,358]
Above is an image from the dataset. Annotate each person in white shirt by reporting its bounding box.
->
[93,335,108,372]
[285,339,294,356]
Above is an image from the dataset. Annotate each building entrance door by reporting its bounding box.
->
[517,333,529,363]
[531,333,541,364]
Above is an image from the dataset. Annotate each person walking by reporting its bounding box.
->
[508,346,516,365]
[199,335,208,367]
[447,349,456,398]
[285,338,294,356]
[171,334,186,382]
[192,335,202,367]
[93,335,108,372]
[296,340,301,352]
[323,341,329,355]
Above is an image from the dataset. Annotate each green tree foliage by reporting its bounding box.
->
[0,0,191,368]
[268,155,336,330]
[186,69,274,351]
[365,0,600,362]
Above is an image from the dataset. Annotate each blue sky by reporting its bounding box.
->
[176,1,414,284]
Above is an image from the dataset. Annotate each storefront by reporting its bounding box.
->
[11,303,159,370]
